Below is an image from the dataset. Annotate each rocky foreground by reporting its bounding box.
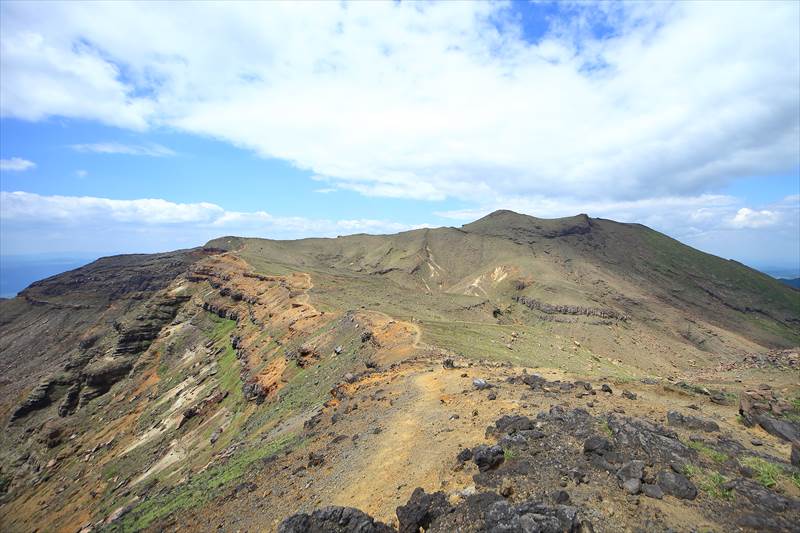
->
[279,368,800,533]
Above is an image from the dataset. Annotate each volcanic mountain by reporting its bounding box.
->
[1,210,798,532]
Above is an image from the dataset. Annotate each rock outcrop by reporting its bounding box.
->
[514,296,628,321]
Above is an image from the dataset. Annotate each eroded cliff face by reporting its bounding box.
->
[0,248,423,532]
[0,250,216,421]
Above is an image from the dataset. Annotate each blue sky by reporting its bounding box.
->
[1,1,799,280]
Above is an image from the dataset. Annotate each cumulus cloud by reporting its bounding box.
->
[0,157,35,171]
[1,191,223,224]
[1,1,797,202]
[729,208,780,229]
[70,142,175,157]
[0,191,426,240]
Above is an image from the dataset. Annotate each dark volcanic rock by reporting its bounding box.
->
[728,477,800,514]
[583,435,612,455]
[754,413,799,444]
[482,499,585,533]
[491,415,536,435]
[656,470,697,500]
[642,483,664,499]
[395,487,449,533]
[616,460,645,483]
[607,415,693,465]
[666,411,719,432]
[278,506,394,533]
[457,448,473,462]
[473,444,505,472]
[521,373,547,389]
[426,490,592,533]
[621,390,637,400]
[499,429,546,448]
[621,478,641,494]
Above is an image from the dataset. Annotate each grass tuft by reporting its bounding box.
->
[740,457,781,488]
[683,463,701,478]
[688,441,728,463]
[699,471,734,500]
[683,465,733,500]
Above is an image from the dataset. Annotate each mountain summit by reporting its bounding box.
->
[1,212,798,532]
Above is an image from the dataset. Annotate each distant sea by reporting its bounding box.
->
[0,255,97,298]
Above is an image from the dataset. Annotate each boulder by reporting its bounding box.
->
[473,445,504,472]
[616,460,645,483]
[583,435,613,455]
[666,411,719,433]
[483,500,585,533]
[622,478,641,495]
[642,483,664,499]
[656,470,697,500]
[396,487,449,533]
[278,506,394,533]
[492,415,536,434]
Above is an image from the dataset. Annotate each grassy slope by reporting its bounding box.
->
[221,211,798,352]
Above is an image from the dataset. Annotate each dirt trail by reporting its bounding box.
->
[331,364,506,523]
[370,309,422,349]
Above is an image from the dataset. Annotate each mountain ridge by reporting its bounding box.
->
[1,210,798,532]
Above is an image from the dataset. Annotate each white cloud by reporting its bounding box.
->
[0,28,152,129]
[0,157,36,171]
[75,169,88,177]
[314,188,337,194]
[1,191,223,224]
[0,191,425,244]
[0,2,796,202]
[729,207,780,229]
[70,142,175,157]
